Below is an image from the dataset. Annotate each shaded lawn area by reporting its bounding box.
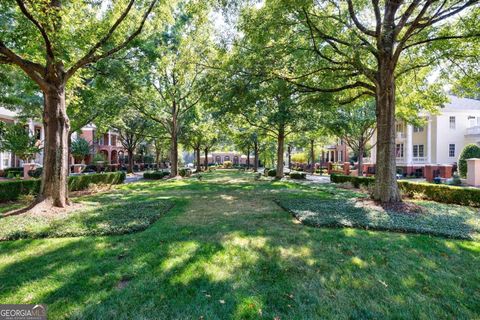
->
[277,198,480,240]
[0,171,479,319]
[0,193,174,241]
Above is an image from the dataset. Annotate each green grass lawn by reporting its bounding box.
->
[0,171,479,319]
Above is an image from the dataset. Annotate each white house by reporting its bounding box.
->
[370,95,480,176]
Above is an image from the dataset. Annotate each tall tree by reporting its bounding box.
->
[115,113,149,173]
[0,1,157,208]
[268,0,479,202]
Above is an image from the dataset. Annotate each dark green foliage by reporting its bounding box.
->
[277,198,479,240]
[289,172,306,179]
[330,173,375,188]
[0,198,174,241]
[68,172,126,191]
[179,168,192,177]
[71,137,91,162]
[0,172,126,202]
[1,167,23,177]
[144,171,169,180]
[458,144,480,178]
[267,169,277,177]
[0,179,41,202]
[28,167,43,178]
[398,181,480,207]
[331,174,480,207]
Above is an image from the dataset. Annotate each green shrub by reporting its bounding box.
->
[459,144,480,178]
[28,167,43,178]
[144,171,169,180]
[267,169,277,177]
[330,173,374,188]
[0,172,126,203]
[289,172,306,179]
[179,168,192,177]
[0,179,41,202]
[397,181,480,207]
[68,172,126,191]
[330,173,480,207]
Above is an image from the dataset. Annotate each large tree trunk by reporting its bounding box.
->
[195,147,201,172]
[310,139,315,174]
[204,147,208,170]
[170,132,178,177]
[373,58,401,202]
[246,147,250,170]
[127,150,134,173]
[287,145,292,169]
[357,140,364,177]
[39,85,70,207]
[276,127,285,179]
[253,141,259,172]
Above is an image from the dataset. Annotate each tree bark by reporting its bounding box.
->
[246,146,250,170]
[127,149,134,173]
[253,141,259,172]
[195,147,201,172]
[287,145,292,169]
[373,56,401,202]
[310,139,315,174]
[170,131,178,177]
[39,85,70,207]
[204,147,208,170]
[276,126,285,179]
[357,139,364,177]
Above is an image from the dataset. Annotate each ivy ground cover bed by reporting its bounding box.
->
[277,197,480,240]
[0,192,174,241]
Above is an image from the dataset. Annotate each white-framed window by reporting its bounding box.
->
[396,143,404,158]
[449,116,456,129]
[395,123,403,134]
[449,144,455,157]
[413,126,424,133]
[413,145,424,157]
[2,151,10,168]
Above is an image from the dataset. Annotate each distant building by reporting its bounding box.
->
[206,152,248,165]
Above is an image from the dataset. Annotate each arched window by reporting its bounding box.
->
[224,156,230,162]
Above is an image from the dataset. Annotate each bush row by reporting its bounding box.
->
[330,173,375,188]
[179,168,192,177]
[144,171,169,180]
[289,172,306,180]
[330,174,480,207]
[0,172,126,202]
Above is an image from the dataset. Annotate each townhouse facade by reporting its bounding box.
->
[0,106,126,170]
[369,95,480,176]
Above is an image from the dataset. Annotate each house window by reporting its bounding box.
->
[449,116,456,129]
[34,127,41,140]
[395,123,403,133]
[449,144,455,157]
[413,126,424,133]
[396,144,404,158]
[418,145,424,157]
[413,145,418,157]
[2,152,10,168]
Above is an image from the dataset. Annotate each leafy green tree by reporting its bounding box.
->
[0,123,41,162]
[0,0,157,207]
[459,144,480,178]
[323,101,377,176]
[245,0,478,201]
[70,138,91,164]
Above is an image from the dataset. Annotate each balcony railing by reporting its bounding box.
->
[466,126,480,136]
[412,157,427,163]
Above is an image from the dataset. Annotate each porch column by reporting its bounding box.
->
[406,124,413,164]
[0,152,3,170]
[427,117,432,164]
[28,120,35,137]
[108,132,112,146]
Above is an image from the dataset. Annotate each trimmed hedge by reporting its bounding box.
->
[179,168,192,177]
[0,172,126,202]
[144,171,169,180]
[330,173,375,188]
[289,172,306,180]
[0,180,41,202]
[330,173,480,207]
[267,169,277,177]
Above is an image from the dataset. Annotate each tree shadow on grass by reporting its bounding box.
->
[1,172,479,319]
